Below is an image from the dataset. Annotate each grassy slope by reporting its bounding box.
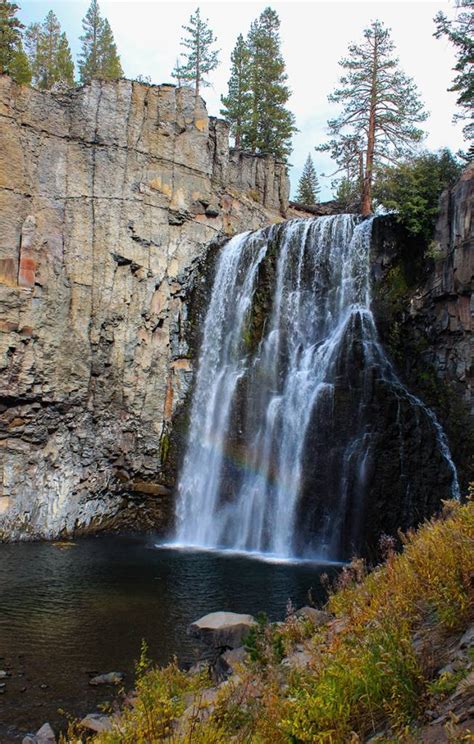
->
[64,500,474,743]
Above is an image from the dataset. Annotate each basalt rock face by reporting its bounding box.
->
[0,76,288,540]
[371,165,473,489]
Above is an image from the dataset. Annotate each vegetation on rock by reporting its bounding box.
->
[374,148,462,241]
[317,20,427,215]
[65,499,473,743]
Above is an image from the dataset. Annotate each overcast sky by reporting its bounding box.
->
[19,0,464,199]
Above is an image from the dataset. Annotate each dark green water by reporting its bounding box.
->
[0,535,335,741]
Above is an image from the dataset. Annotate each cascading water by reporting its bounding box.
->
[174,215,459,560]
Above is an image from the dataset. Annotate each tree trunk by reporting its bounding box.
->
[362,36,378,216]
[195,29,200,104]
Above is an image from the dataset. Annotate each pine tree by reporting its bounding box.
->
[434,0,473,149]
[78,0,101,83]
[220,34,251,147]
[295,155,320,204]
[173,57,184,86]
[333,176,360,211]
[317,20,427,215]
[172,7,219,100]
[243,7,296,160]
[79,0,122,84]
[26,12,74,88]
[98,18,122,80]
[24,22,41,81]
[9,39,31,83]
[374,149,461,241]
[41,10,60,87]
[56,32,74,85]
[0,0,23,75]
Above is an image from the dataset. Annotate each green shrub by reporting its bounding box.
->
[374,149,462,243]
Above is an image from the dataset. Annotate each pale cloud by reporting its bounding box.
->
[19,1,464,199]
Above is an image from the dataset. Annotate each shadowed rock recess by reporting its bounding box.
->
[0,76,288,540]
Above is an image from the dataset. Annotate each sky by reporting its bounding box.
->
[18,0,465,200]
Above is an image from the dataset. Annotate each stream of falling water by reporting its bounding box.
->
[173,215,459,560]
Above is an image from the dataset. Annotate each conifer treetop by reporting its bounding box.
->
[172,7,219,99]
[220,33,252,147]
[0,0,25,75]
[295,154,320,204]
[79,0,122,84]
[318,19,427,214]
[241,6,297,160]
[26,10,74,88]
[434,0,473,149]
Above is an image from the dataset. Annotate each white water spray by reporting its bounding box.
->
[174,216,459,559]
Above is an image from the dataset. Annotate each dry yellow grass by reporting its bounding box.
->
[65,499,473,744]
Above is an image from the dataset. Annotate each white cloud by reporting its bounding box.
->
[20,1,464,199]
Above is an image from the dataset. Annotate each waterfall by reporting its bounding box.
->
[174,215,459,560]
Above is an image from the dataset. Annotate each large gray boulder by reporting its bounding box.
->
[22,722,56,744]
[188,611,256,649]
[80,713,113,733]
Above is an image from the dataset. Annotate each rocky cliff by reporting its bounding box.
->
[0,76,289,539]
[371,165,473,488]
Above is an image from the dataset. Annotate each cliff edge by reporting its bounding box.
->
[0,76,289,539]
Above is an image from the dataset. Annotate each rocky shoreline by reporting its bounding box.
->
[15,601,474,743]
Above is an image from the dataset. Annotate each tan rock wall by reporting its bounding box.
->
[0,76,289,539]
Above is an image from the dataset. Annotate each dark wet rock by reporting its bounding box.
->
[205,204,220,218]
[211,653,232,683]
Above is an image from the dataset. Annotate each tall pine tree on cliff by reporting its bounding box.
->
[98,18,122,80]
[296,154,320,204]
[244,7,296,160]
[56,31,74,84]
[435,0,473,153]
[79,0,122,84]
[26,11,74,88]
[317,20,427,215]
[220,34,251,147]
[172,8,219,101]
[0,0,30,82]
[8,38,30,83]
